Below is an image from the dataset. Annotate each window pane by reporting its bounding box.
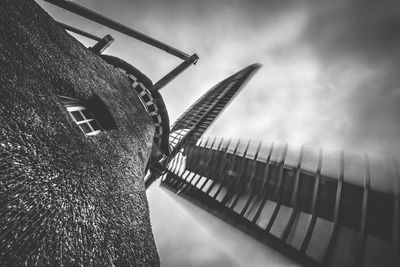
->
[71,111,84,122]
[79,123,93,134]
[89,120,101,131]
[81,109,92,119]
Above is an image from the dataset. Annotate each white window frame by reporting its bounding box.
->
[66,105,101,136]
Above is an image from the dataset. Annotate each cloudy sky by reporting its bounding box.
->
[39,0,400,158]
[37,0,400,265]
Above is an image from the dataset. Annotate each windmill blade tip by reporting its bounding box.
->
[250,63,263,69]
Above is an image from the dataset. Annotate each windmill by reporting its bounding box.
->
[39,1,400,266]
[3,1,398,266]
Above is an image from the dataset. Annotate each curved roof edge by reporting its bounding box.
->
[99,54,170,155]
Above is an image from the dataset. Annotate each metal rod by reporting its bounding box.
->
[199,137,218,191]
[354,153,370,266]
[164,152,182,185]
[203,137,222,179]
[251,143,275,223]
[193,137,212,187]
[265,143,288,233]
[175,147,193,187]
[301,148,323,253]
[323,150,345,265]
[44,0,192,61]
[281,145,304,242]
[240,141,263,217]
[229,139,252,209]
[205,139,230,195]
[215,139,241,201]
[152,54,199,91]
[56,21,102,41]
[393,159,400,266]
[90,34,114,54]
[184,141,204,187]
[170,149,181,174]
[175,146,196,192]
[169,150,186,185]
[187,138,210,185]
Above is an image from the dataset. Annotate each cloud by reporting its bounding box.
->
[298,0,400,156]
[202,0,400,157]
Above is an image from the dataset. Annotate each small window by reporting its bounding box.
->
[66,105,102,136]
[60,95,117,135]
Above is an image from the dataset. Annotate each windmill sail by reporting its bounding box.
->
[168,64,261,157]
[161,138,400,267]
[144,64,261,188]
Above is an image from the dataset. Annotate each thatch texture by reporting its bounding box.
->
[0,0,160,265]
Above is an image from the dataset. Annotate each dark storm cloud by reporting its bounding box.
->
[303,0,400,62]
[299,0,400,155]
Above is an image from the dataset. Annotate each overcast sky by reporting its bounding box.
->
[39,0,400,158]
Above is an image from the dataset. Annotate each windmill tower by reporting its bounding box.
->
[0,0,197,265]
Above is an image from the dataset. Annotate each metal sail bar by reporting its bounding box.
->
[56,21,102,41]
[43,0,191,61]
[43,0,199,91]
[168,63,261,157]
[161,139,400,267]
